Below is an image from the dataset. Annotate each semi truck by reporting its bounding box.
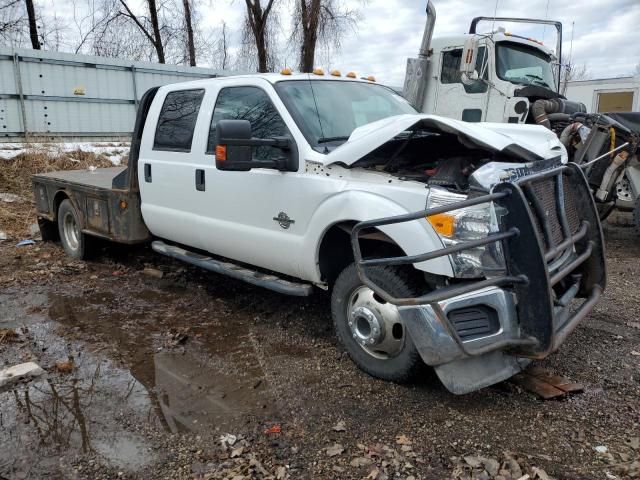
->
[32,72,605,394]
[404,1,640,229]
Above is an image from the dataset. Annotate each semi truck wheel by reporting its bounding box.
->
[57,199,91,260]
[331,263,423,382]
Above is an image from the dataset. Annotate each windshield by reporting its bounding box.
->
[496,41,557,91]
[274,80,416,151]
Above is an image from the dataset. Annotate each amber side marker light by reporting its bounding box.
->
[215,145,227,162]
[119,199,128,210]
[427,213,455,237]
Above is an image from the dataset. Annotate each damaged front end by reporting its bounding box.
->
[351,161,606,394]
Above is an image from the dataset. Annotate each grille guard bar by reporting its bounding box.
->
[351,163,606,358]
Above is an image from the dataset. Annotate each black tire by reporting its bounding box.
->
[57,199,91,260]
[331,263,423,382]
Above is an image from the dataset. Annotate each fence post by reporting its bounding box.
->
[131,65,139,111]
[12,53,28,140]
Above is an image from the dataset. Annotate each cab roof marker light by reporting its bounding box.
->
[366,75,376,82]
[313,68,324,76]
[330,70,341,77]
[346,71,357,78]
[280,67,292,75]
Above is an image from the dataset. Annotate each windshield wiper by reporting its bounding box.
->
[524,74,552,89]
[317,136,350,144]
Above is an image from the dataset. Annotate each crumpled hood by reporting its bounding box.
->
[322,114,566,166]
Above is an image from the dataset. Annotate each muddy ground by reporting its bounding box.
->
[1,216,639,479]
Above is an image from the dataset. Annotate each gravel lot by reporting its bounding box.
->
[1,209,639,479]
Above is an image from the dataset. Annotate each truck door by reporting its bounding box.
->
[434,46,489,122]
[191,83,308,277]
[138,88,208,248]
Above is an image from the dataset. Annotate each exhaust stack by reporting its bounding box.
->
[403,1,436,110]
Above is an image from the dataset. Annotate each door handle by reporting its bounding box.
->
[195,169,205,191]
[144,163,152,182]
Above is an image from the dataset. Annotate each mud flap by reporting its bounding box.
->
[434,351,530,395]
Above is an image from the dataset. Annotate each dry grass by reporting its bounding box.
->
[0,146,126,239]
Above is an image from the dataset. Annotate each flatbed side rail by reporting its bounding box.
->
[351,163,606,358]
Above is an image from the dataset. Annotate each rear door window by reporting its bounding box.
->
[154,89,205,152]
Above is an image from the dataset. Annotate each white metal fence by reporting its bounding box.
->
[0,47,235,142]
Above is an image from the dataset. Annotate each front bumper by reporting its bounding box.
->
[351,162,606,394]
[399,283,602,394]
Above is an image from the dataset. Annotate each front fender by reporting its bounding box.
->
[300,190,454,282]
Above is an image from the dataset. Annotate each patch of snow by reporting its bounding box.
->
[0,142,130,165]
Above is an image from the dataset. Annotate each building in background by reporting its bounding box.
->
[566,76,640,113]
[0,48,237,143]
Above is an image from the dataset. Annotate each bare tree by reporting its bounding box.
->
[24,0,40,49]
[561,62,590,95]
[182,0,195,66]
[243,0,278,73]
[293,0,361,72]
[118,0,166,63]
[211,20,230,70]
[0,0,26,45]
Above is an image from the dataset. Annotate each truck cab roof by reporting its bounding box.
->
[430,32,555,59]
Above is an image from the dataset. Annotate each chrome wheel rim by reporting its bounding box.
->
[62,211,80,251]
[347,286,405,359]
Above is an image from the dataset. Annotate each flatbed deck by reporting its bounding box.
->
[34,166,126,191]
[32,166,149,244]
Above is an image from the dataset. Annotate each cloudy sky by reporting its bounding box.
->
[200,0,640,86]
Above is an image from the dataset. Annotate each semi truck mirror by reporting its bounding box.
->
[460,36,480,80]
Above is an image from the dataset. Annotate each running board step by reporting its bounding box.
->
[151,241,314,297]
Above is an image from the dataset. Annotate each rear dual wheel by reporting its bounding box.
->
[57,199,92,260]
[331,264,423,382]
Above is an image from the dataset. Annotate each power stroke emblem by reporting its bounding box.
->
[273,212,295,229]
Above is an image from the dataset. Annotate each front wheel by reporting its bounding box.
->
[331,264,423,382]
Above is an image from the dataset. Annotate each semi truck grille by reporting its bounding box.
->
[525,173,582,254]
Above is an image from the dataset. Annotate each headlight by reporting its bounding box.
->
[426,188,506,278]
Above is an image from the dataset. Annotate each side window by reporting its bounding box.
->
[207,86,289,161]
[440,47,489,94]
[153,89,205,152]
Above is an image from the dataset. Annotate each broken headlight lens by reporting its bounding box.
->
[426,188,506,278]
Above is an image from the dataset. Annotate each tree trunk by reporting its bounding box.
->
[244,0,275,73]
[298,0,321,72]
[147,0,165,63]
[182,0,196,66]
[24,0,40,50]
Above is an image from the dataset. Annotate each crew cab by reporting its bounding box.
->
[32,72,606,394]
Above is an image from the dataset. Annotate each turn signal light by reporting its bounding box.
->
[215,145,227,162]
[280,67,292,75]
[313,68,324,75]
[427,213,455,237]
[330,70,341,77]
[346,72,357,78]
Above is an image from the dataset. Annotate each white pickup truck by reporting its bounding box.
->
[32,72,606,394]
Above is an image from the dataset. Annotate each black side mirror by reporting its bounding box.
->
[215,119,295,172]
[215,120,253,171]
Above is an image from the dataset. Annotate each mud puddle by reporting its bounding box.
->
[0,286,279,478]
